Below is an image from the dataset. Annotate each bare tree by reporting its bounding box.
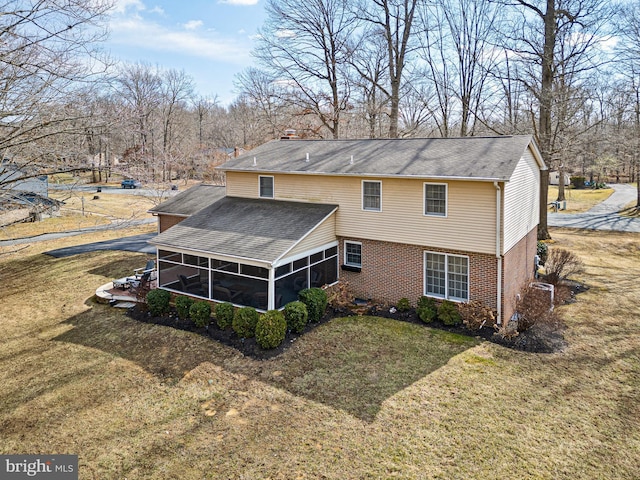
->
[116,62,162,168]
[498,0,614,239]
[617,0,640,207]
[254,0,357,138]
[358,0,421,138]
[0,0,113,189]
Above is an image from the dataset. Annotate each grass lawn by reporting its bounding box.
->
[548,186,614,213]
[1,228,639,478]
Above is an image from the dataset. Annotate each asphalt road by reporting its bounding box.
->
[548,183,640,233]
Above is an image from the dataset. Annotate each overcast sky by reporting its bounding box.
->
[107,0,267,104]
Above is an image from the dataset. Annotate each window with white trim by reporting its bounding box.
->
[259,175,274,198]
[344,241,362,267]
[424,183,447,216]
[362,180,381,211]
[424,252,468,301]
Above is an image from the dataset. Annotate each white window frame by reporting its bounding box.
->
[344,241,362,268]
[423,251,469,302]
[362,180,382,212]
[424,182,448,217]
[259,175,274,198]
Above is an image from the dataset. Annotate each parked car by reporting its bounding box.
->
[121,179,142,189]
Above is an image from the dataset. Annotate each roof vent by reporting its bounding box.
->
[305,152,309,162]
[350,155,353,165]
[253,157,257,166]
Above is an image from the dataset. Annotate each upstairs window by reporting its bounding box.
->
[362,180,381,211]
[259,175,274,198]
[424,183,447,216]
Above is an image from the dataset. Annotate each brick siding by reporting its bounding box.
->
[337,237,498,310]
[502,227,537,322]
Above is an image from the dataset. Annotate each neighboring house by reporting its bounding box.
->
[150,136,546,323]
[0,162,60,226]
[549,171,570,186]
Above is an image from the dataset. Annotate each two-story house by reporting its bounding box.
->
[150,136,545,324]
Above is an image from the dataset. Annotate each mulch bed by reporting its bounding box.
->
[126,281,587,360]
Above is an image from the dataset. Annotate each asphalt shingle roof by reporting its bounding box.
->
[149,184,226,216]
[150,196,338,263]
[218,135,539,181]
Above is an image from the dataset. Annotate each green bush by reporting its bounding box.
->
[215,302,235,329]
[298,287,327,323]
[537,241,548,265]
[146,289,171,316]
[416,296,437,323]
[232,306,259,338]
[570,176,585,189]
[175,295,194,320]
[396,297,411,312]
[438,300,461,326]
[255,310,287,349]
[190,301,211,328]
[284,301,308,333]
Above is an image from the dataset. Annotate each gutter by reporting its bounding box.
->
[494,181,502,325]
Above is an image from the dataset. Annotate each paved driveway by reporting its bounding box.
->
[548,184,640,233]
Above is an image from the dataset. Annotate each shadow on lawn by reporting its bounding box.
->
[53,303,478,422]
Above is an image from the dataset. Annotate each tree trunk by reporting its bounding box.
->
[537,0,556,241]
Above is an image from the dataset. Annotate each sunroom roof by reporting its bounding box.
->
[150,196,338,264]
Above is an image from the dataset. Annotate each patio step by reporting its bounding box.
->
[112,301,137,309]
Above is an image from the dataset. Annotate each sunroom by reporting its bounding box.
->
[150,196,339,310]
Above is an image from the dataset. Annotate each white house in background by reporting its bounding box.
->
[549,171,570,186]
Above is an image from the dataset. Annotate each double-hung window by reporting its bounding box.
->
[362,180,381,211]
[424,183,447,216]
[424,252,468,301]
[344,241,362,268]
[259,175,274,198]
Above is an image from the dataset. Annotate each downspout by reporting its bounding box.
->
[494,181,502,325]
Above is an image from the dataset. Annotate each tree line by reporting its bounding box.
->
[1,0,639,238]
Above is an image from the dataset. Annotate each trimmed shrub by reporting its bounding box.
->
[458,300,496,330]
[570,176,585,189]
[255,310,287,349]
[284,301,308,333]
[175,295,194,320]
[416,296,437,324]
[146,289,171,316]
[396,297,411,312]
[544,248,584,286]
[215,302,235,329]
[232,306,259,338]
[438,300,461,326]
[190,301,211,328]
[537,241,548,265]
[298,287,328,323]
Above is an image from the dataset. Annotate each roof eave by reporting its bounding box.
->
[217,168,509,182]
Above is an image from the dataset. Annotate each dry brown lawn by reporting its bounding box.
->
[548,186,614,213]
[1,227,639,479]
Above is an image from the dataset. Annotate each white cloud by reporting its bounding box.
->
[218,0,260,5]
[183,20,204,30]
[112,0,145,14]
[149,6,165,15]
[109,16,251,64]
[275,29,296,38]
